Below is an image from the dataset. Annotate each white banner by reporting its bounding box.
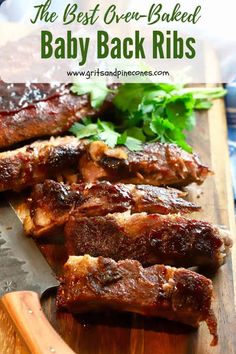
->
[0,0,235,83]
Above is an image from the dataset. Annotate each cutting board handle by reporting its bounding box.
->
[1,291,75,354]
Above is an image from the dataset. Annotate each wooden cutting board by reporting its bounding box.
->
[41,96,236,354]
[0,96,235,354]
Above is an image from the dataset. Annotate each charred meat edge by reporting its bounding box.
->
[23,180,200,237]
[0,138,211,192]
[64,212,232,269]
[56,255,218,346]
[0,83,117,149]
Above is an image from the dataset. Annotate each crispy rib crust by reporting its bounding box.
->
[65,213,232,268]
[56,255,218,346]
[0,83,113,149]
[0,136,87,192]
[24,180,200,237]
[79,141,211,186]
[0,139,210,192]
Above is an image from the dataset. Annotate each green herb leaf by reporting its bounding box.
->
[114,84,146,112]
[69,122,98,139]
[70,83,226,152]
[125,137,143,151]
[97,120,120,148]
[117,131,128,145]
[194,99,213,110]
[125,127,146,142]
[71,83,111,108]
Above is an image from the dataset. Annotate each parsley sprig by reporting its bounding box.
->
[70,118,142,151]
[70,83,226,152]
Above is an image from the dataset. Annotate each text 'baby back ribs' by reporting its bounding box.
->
[65,212,232,269]
[24,180,200,237]
[0,138,211,192]
[56,255,218,346]
[0,82,113,149]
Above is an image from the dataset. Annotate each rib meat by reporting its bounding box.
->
[24,180,200,237]
[78,140,211,186]
[65,212,232,268]
[0,136,87,192]
[0,138,210,192]
[56,255,218,346]
[0,82,113,149]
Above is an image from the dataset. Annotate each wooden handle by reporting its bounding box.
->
[1,291,75,354]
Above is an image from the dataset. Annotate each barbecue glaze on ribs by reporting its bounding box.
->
[0,83,113,149]
[65,212,232,268]
[24,180,200,237]
[79,141,211,186]
[56,255,218,346]
[0,136,86,192]
[0,138,211,192]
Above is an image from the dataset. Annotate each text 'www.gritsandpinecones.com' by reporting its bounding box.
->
[67,68,170,79]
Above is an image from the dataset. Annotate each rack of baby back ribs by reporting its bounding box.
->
[0,81,233,347]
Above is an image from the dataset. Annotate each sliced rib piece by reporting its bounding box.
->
[0,138,210,192]
[65,213,232,268]
[79,140,211,186]
[56,255,218,346]
[24,180,200,237]
[0,82,113,149]
[0,136,86,192]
